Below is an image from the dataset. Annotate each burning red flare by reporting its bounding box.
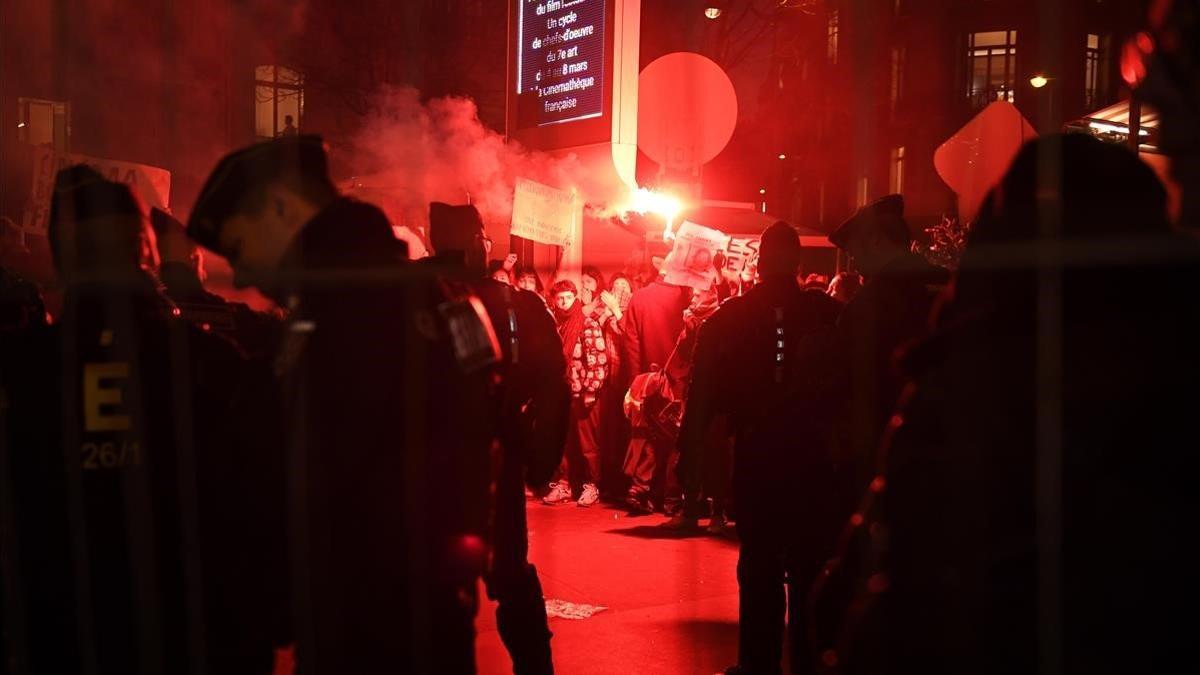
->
[624,187,684,241]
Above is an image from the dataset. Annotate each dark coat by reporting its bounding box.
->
[0,273,285,675]
[275,198,496,674]
[620,279,692,379]
[825,228,1200,675]
[470,279,569,489]
[835,252,949,478]
[678,278,841,529]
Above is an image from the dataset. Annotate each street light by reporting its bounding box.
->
[777,153,787,160]
[1030,74,1049,89]
[705,7,722,19]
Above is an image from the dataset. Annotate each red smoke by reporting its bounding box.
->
[336,86,619,250]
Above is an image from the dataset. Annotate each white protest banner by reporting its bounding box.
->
[663,221,730,291]
[22,145,172,235]
[723,235,761,273]
[510,178,581,247]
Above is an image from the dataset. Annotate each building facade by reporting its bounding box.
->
[774,0,1146,234]
[0,0,507,231]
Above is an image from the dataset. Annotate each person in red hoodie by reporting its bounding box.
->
[619,270,692,513]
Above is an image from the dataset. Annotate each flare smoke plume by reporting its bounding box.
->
[337,87,617,242]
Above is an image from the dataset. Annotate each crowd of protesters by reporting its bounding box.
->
[2,4,1200,674]
[476,245,868,526]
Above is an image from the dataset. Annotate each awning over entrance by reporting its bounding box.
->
[1065,99,1159,151]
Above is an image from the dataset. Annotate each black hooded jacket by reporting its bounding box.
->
[273,197,496,674]
[0,271,285,675]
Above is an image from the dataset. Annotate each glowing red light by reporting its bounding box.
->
[458,534,486,557]
[1122,38,1149,87]
[850,513,864,527]
[870,476,886,493]
[1136,31,1154,53]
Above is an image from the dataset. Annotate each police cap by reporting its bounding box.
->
[429,202,485,255]
[50,165,142,226]
[48,165,145,272]
[187,135,331,253]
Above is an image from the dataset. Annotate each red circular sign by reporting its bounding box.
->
[638,52,738,169]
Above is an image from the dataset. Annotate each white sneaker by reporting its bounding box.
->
[577,483,600,507]
[542,480,571,505]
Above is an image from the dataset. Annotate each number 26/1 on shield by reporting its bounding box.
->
[81,440,142,470]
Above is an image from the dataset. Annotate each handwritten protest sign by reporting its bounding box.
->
[510,178,581,247]
[723,235,761,274]
[22,145,171,235]
[664,221,730,291]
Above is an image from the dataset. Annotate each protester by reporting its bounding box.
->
[678,221,842,675]
[544,278,611,507]
[598,271,635,497]
[0,166,287,675]
[619,268,693,514]
[515,265,546,298]
[186,135,497,674]
[657,284,725,532]
[572,265,627,496]
[428,202,569,675]
[488,259,513,285]
[832,133,1200,675]
[608,272,634,310]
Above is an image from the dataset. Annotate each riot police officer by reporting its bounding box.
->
[0,166,286,674]
[678,221,841,675]
[827,195,949,488]
[428,201,569,675]
[187,136,499,674]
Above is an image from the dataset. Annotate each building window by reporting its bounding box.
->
[1084,33,1108,110]
[827,10,839,65]
[889,146,905,194]
[856,176,869,208]
[890,46,906,113]
[255,65,304,140]
[967,30,1017,108]
[18,98,70,151]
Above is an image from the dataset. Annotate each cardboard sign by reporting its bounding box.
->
[663,221,730,291]
[723,235,761,273]
[934,101,1036,223]
[22,146,171,235]
[510,178,581,247]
